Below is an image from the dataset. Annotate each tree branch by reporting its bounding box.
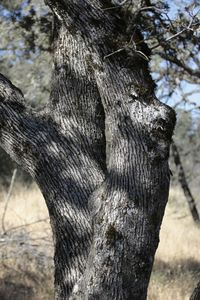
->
[2,168,17,234]
[153,52,200,78]
[0,73,25,104]
[0,73,56,176]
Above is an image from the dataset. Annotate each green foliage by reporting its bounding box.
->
[0,0,52,183]
[175,109,193,141]
[0,0,52,107]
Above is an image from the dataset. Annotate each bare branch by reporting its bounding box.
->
[3,217,49,235]
[153,52,200,78]
[1,168,17,234]
[151,10,199,51]
[0,73,58,176]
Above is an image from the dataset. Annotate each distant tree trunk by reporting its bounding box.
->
[171,140,200,224]
[0,1,176,299]
[190,281,200,300]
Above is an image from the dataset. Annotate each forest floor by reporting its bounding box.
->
[0,183,199,300]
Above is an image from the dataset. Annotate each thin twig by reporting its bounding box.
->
[1,169,17,234]
[151,15,195,50]
[102,0,130,11]
[104,47,124,59]
[3,218,49,235]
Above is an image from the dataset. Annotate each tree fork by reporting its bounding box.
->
[46,0,176,299]
[0,1,176,299]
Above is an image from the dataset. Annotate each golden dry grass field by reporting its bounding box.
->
[0,183,200,299]
[148,187,200,300]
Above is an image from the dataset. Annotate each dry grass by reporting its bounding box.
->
[0,183,200,299]
[0,183,53,300]
[148,187,200,300]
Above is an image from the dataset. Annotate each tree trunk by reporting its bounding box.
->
[190,281,200,300]
[171,140,200,224]
[0,1,176,299]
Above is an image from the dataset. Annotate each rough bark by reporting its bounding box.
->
[0,1,176,299]
[190,281,200,300]
[0,73,105,298]
[171,140,200,224]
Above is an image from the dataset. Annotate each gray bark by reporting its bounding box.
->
[190,281,200,300]
[0,1,176,299]
[171,140,200,224]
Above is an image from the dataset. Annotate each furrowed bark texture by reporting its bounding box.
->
[0,0,176,299]
[190,281,200,300]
